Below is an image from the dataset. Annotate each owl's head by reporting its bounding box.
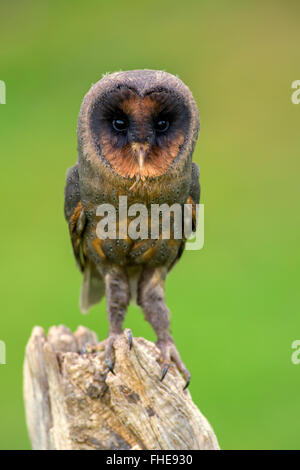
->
[78,70,199,180]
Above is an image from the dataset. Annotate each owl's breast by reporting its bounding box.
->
[80,155,190,269]
[86,232,182,269]
[79,152,191,212]
[85,198,184,268]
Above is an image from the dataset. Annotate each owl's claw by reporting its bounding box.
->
[160,364,169,382]
[126,329,133,350]
[156,336,191,389]
[105,330,132,375]
[104,333,120,375]
[106,358,115,375]
[183,375,191,391]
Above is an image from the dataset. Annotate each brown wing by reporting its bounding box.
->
[64,164,105,313]
[189,162,201,231]
[169,162,200,270]
[64,164,86,271]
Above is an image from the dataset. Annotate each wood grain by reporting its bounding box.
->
[23,325,219,450]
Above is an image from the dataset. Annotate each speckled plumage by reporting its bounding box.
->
[65,70,200,385]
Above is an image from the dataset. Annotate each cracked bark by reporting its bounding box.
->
[23,325,220,450]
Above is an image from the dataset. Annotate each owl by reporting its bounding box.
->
[64,70,200,388]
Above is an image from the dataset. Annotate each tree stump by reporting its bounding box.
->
[23,325,219,450]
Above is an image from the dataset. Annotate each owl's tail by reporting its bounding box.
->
[80,261,105,314]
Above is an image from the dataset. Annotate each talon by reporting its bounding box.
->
[157,336,191,388]
[81,346,86,354]
[127,329,133,350]
[106,358,115,375]
[183,376,191,391]
[160,364,169,382]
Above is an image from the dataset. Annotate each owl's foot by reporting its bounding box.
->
[105,329,133,374]
[157,337,191,390]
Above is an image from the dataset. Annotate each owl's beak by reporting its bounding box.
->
[131,142,150,171]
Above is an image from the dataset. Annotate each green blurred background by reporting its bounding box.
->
[1,0,300,450]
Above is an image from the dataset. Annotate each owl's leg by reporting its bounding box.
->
[137,267,191,389]
[104,265,131,374]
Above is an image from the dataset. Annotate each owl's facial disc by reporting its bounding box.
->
[90,87,190,179]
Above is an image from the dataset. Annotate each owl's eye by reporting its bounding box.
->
[154,119,169,133]
[112,118,128,132]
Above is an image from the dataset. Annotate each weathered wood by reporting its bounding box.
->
[23,325,219,450]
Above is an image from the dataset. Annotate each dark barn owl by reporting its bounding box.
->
[64,70,200,388]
